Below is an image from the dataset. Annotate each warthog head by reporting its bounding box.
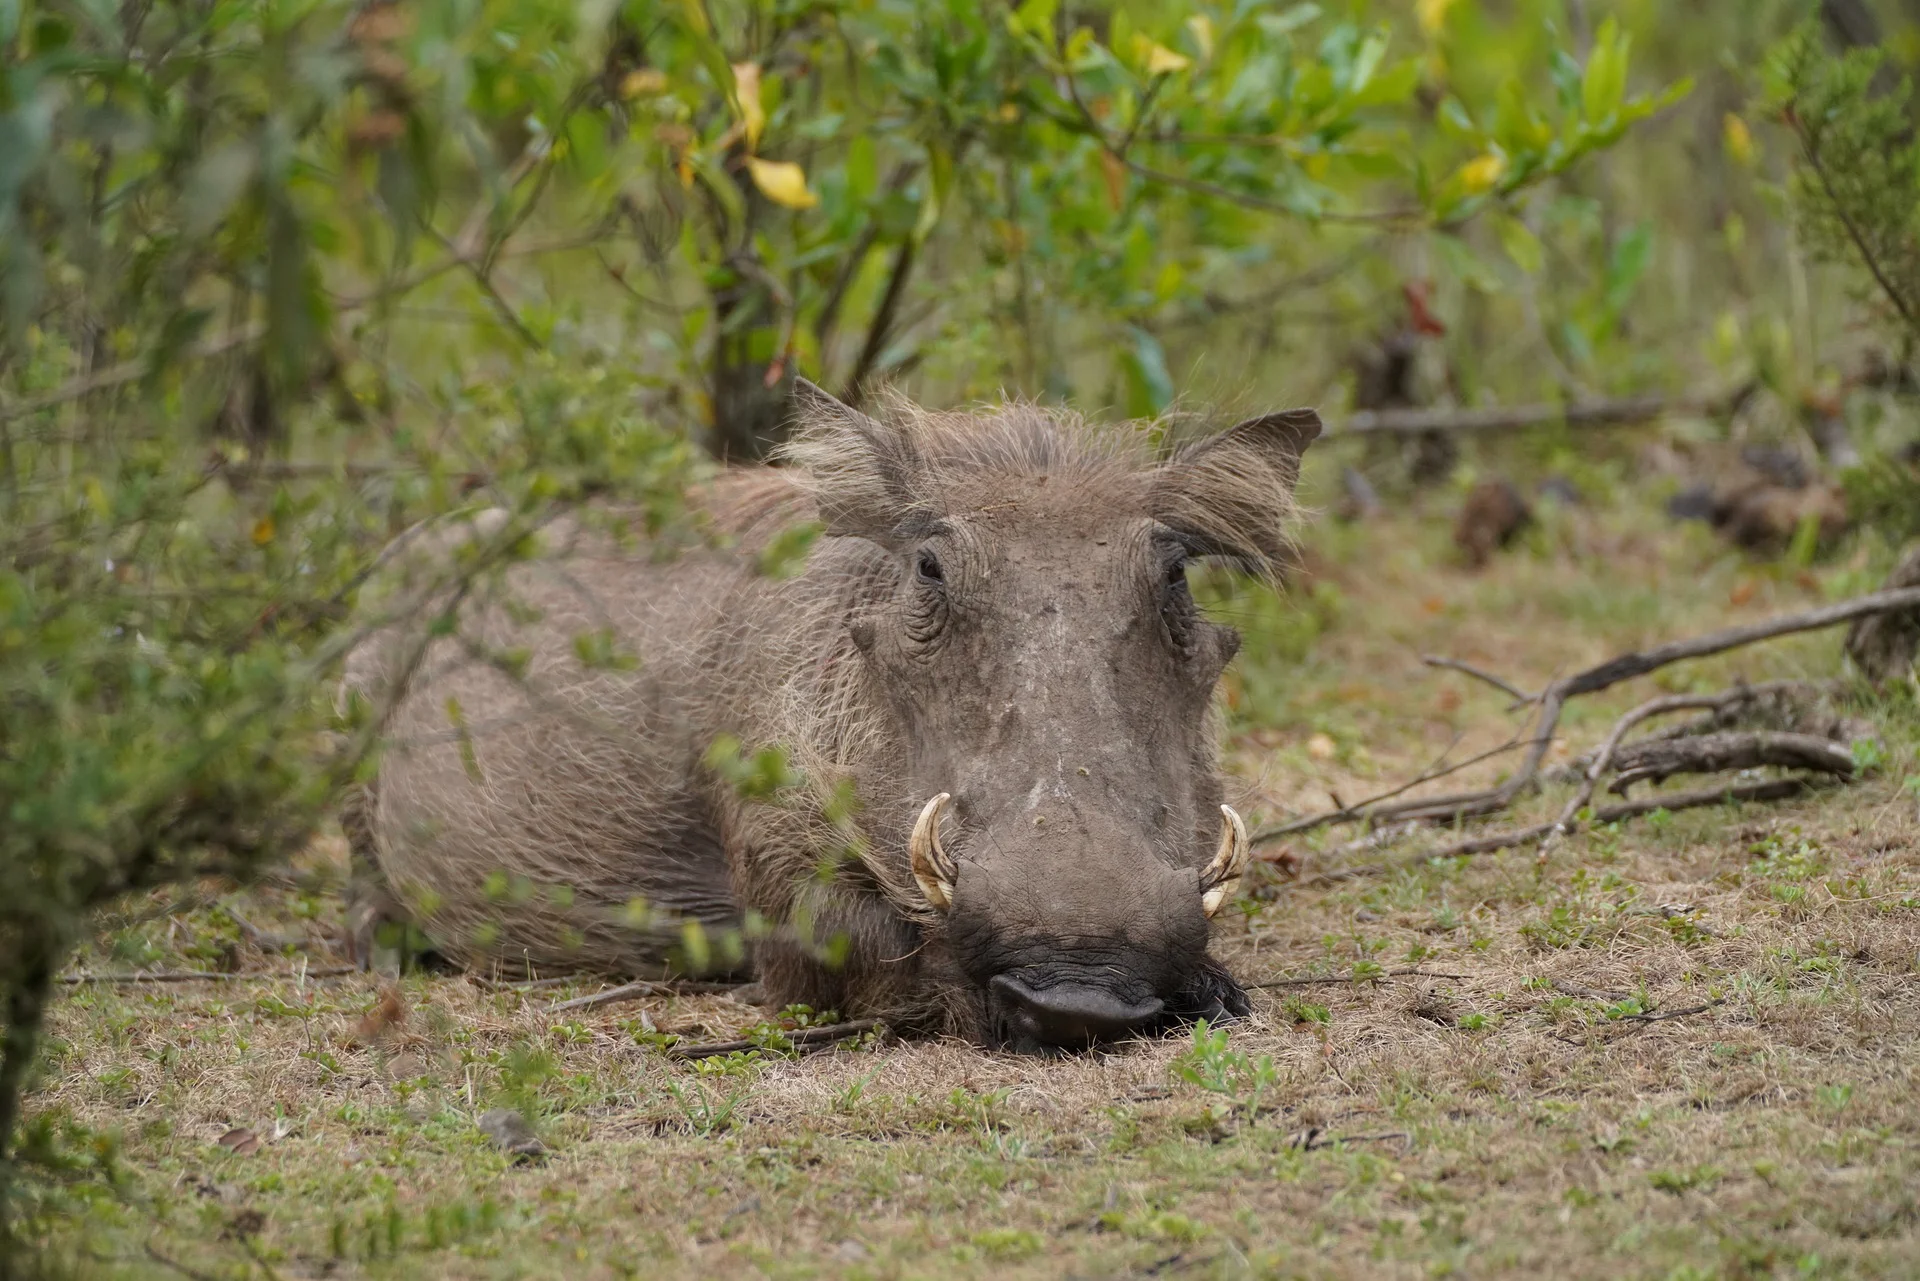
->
[787,383,1318,1051]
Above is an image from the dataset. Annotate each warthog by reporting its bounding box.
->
[343,382,1318,1050]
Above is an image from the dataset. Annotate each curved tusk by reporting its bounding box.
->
[909,792,956,911]
[1200,804,1249,918]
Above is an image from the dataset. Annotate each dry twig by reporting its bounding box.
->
[57,967,355,985]
[667,1018,881,1061]
[1419,655,1539,704]
[548,979,741,1014]
[1247,967,1472,990]
[1535,693,1731,860]
[1608,731,1856,793]
[1415,777,1832,861]
[1260,587,1920,845]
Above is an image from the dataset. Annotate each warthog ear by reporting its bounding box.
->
[1149,408,1321,576]
[780,378,931,546]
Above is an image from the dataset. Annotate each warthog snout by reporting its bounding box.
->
[989,975,1166,1048]
[913,793,1256,1051]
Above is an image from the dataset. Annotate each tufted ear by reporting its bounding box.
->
[779,378,932,546]
[1148,409,1321,576]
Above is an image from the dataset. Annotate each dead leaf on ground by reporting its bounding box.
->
[349,984,406,1047]
[216,1127,260,1156]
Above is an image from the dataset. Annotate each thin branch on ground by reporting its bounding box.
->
[1247,967,1473,990]
[548,979,743,1013]
[1420,655,1539,704]
[1610,998,1728,1031]
[56,967,356,985]
[1413,777,1833,861]
[1267,587,1920,843]
[667,1018,881,1060]
[1292,1129,1410,1151]
[1253,734,1528,844]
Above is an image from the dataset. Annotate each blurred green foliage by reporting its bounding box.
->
[1768,18,1920,539]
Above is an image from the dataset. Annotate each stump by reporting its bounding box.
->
[1846,544,1920,681]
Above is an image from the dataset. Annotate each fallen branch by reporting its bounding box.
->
[1290,1128,1410,1151]
[1608,731,1856,793]
[1415,777,1832,860]
[1254,735,1527,842]
[548,979,742,1013]
[1420,655,1539,704]
[1536,693,1731,860]
[57,966,356,985]
[1611,998,1727,1031]
[667,1018,881,1061]
[1248,967,1472,990]
[1552,680,1845,777]
[1261,587,1920,842]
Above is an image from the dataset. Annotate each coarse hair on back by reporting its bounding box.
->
[776,381,1312,580]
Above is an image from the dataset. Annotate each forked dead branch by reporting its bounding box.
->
[1251,585,1920,859]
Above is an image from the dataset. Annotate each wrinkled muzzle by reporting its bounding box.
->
[909,794,1251,1051]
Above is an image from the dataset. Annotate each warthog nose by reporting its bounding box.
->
[989,974,1165,1047]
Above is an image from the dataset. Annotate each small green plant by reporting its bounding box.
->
[1281,997,1331,1027]
[666,1078,748,1137]
[971,1228,1044,1261]
[1170,1021,1279,1125]
[1648,1164,1722,1193]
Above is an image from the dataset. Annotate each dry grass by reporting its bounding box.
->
[26,473,1920,1279]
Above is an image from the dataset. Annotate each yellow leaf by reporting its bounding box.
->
[619,68,667,99]
[1456,150,1507,194]
[732,62,765,150]
[251,516,276,546]
[997,102,1021,123]
[1134,35,1189,75]
[1723,112,1756,168]
[1416,0,1460,36]
[1185,15,1213,61]
[746,157,818,209]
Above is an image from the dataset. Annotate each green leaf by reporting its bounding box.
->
[1259,4,1322,38]
[1494,213,1544,274]
[1119,325,1173,417]
[1347,31,1387,97]
[845,135,878,205]
[1604,224,1652,312]
[1582,17,1629,125]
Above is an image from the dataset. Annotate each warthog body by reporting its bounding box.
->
[344,384,1317,1048]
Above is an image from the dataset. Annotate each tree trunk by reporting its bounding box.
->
[1821,0,1881,47]
[0,932,57,1254]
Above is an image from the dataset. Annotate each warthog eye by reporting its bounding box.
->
[915,550,944,585]
[1161,552,1196,650]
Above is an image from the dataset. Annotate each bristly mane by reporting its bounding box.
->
[778,388,1305,580]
